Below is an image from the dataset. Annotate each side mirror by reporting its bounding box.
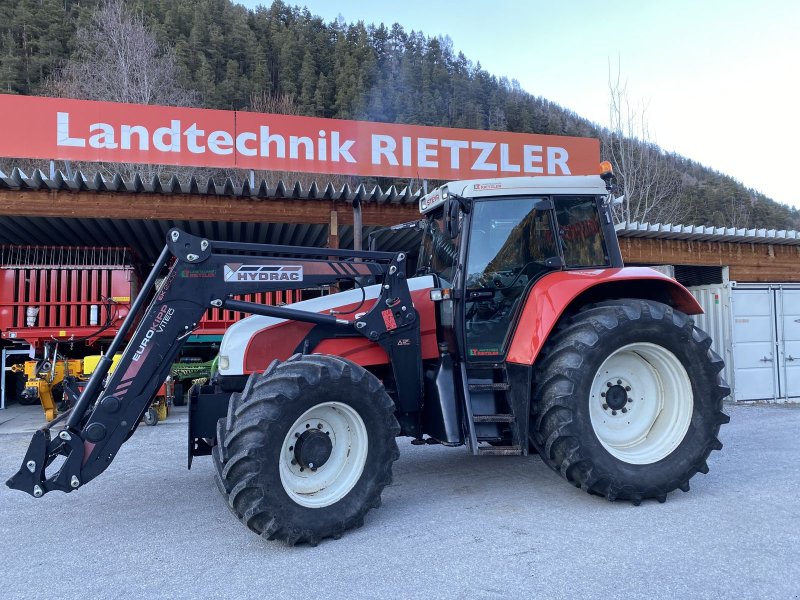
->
[444,195,470,239]
[444,197,460,239]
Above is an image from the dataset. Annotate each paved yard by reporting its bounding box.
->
[0,402,798,600]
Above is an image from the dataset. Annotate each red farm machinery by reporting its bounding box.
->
[0,245,300,419]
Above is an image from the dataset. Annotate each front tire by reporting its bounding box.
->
[530,299,730,503]
[213,354,400,545]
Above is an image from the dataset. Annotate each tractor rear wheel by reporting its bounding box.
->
[530,299,730,504]
[212,354,400,545]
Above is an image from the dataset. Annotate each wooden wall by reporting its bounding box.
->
[619,237,800,283]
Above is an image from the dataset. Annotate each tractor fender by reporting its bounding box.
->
[506,267,702,366]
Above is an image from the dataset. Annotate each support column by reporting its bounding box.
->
[327,209,339,293]
[328,209,339,249]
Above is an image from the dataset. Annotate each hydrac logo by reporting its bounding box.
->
[224,264,303,282]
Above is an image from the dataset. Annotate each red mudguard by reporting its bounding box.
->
[506,267,703,366]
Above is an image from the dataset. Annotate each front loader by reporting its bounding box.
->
[8,169,730,545]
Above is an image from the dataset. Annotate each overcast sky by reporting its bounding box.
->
[237,0,799,208]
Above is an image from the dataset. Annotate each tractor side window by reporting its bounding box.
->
[464,198,557,358]
[555,196,609,267]
[417,213,459,285]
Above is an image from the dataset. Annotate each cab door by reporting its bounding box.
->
[462,197,558,360]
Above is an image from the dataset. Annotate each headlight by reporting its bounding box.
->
[218,355,230,371]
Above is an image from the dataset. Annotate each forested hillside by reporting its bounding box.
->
[1,0,797,229]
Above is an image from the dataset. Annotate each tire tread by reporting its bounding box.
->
[530,298,730,504]
[212,354,399,545]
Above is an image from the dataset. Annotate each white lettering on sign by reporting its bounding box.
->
[330,131,355,163]
[472,142,497,171]
[417,137,438,168]
[121,125,150,151]
[153,120,181,152]
[372,134,399,166]
[56,112,357,163]
[368,135,570,175]
[53,109,580,176]
[57,112,85,147]
[208,130,234,155]
[547,146,570,174]
[89,122,117,149]
[441,139,469,168]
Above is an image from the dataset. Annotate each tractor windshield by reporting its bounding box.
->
[465,197,558,288]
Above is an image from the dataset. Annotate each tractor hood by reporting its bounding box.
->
[217,275,436,377]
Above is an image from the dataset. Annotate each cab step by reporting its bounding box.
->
[461,362,527,456]
[478,445,523,456]
[473,414,514,423]
[468,382,510,392]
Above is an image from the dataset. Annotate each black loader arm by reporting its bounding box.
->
[7,228,421,498]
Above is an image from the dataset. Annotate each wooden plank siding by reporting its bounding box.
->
[619,237,800,283]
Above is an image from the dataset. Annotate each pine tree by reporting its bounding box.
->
[0,0,793,229]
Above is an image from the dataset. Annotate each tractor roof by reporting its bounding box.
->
[419,175,608,214]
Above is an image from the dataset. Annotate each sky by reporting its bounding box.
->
[236,0,800,208]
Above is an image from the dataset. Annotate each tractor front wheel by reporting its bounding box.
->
[212,354,400,545]
[530,299,730,503]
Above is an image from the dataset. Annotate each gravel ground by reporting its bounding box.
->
[1,402,798,600]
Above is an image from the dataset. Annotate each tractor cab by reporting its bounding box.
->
[417,175,621,362]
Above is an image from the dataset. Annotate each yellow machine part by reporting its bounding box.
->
[82,353,123,375]
[22,354,124,422]
[21,358,83,422]
[22,353,171,424]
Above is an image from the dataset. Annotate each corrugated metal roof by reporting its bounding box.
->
[0,167,426,264]
[0,167,423,205]
[616,221,800,246]
[0,215,422,265]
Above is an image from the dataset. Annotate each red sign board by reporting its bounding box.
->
[0,94,600,179]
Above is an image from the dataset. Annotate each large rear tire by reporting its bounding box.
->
[212,354,400,545]
[530,299,730,504]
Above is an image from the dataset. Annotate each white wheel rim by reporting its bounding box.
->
[589,342,693,465]
[279,402,368,508]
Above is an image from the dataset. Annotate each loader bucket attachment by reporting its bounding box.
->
[6,426,85,496]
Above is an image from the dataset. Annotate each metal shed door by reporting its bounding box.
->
[731,288,776,401]
[732,286,800,401]
[778,289,800,400]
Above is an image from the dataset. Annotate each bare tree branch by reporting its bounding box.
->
[603,60,682,224]
[43,0,200,181]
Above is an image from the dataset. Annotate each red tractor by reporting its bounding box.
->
[8,168,729,546]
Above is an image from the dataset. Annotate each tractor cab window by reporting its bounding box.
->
[417,211,459,285]
[464,198,558,358]
[554,196,609,267]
